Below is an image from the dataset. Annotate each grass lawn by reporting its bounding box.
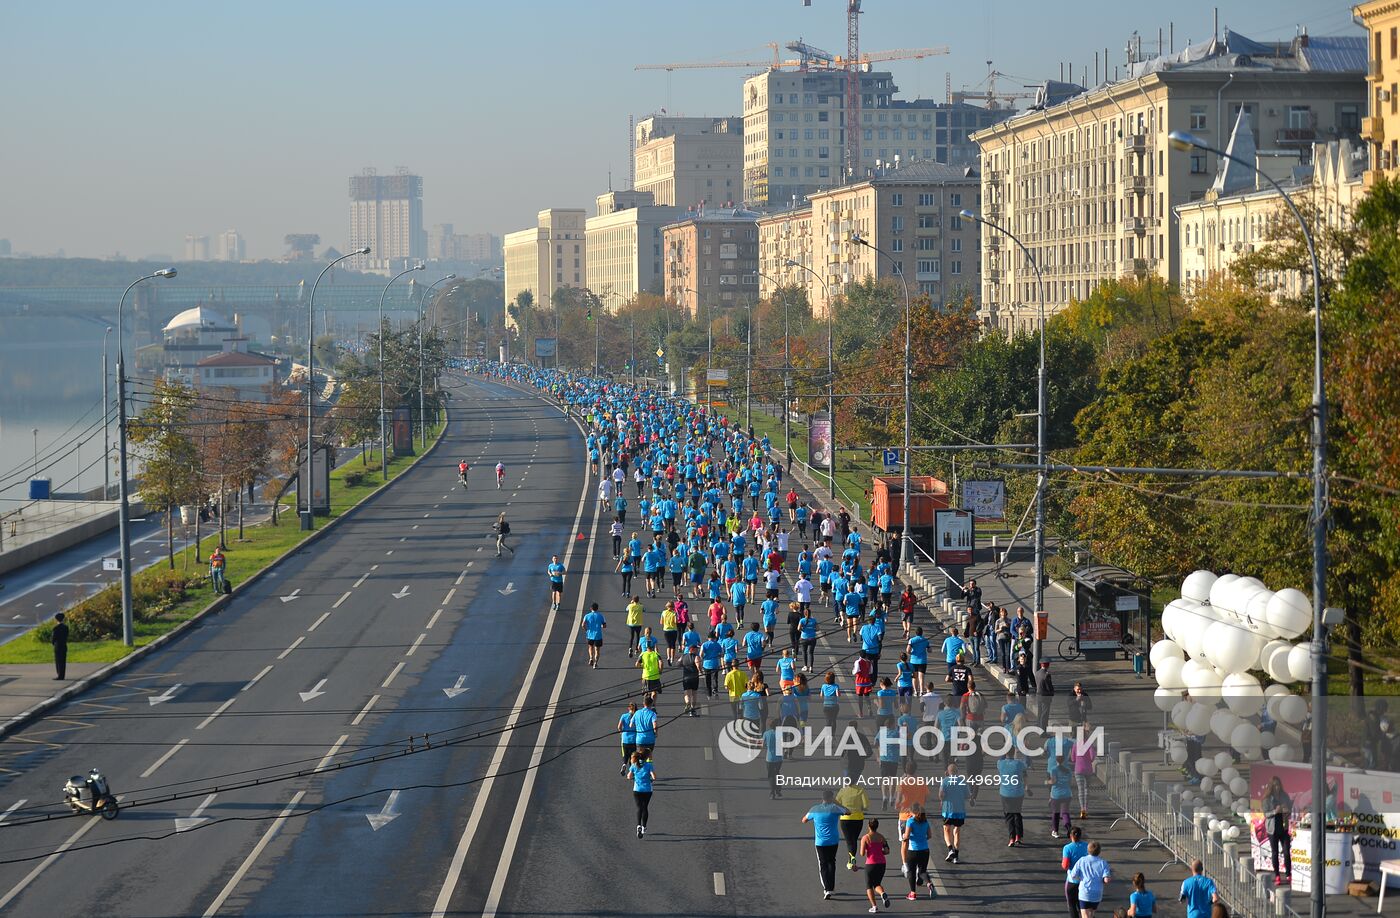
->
[743,406,884,521]
[0,421,445,666]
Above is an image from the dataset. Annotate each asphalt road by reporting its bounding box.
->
[0,372,1152,918]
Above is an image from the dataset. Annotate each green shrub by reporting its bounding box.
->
[342,470,367,488]
[34,620,55,645]
[64,588,124,641]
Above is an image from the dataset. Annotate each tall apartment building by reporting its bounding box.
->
[217,229,245,262]
[503,208,587,321]
[461,233,501,263]
[183,234,210,261]
[757,203,816,306]
[585,191,678,303]
[348,168,426,274]
[973,30,1366,334]
[429,225,502,263]
[662,210,760,317]
[1355,0,1400,185]
[634,116,743,210]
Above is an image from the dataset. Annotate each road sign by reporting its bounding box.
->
[102,557,120,571]
[656,347,664,358]
[882,448,900,470]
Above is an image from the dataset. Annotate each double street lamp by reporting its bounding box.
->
[1168,128,1329,918]
[116,267,177,645]
[377,263,424,481]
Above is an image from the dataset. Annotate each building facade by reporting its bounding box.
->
[757,204,815,307]
[217,230,245,262]
[634,116,744,210]
[662,211,760,317]
[503,208,587,321]
[973,30,1367,334]
[183,234,210,261]
[196,338,278,400]
[348,169,426,275]
[1356,0,1400,185]
[585,191,678,303]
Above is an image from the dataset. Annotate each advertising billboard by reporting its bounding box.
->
[534,337,557,359]
[962,479,1006,522]
[808,412,833,470]
[934,509,974,565]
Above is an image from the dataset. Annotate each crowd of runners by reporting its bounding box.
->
[470,361,1227,918]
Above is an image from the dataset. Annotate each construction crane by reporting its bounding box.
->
[635,42,947,74]
[953,62,1038,111]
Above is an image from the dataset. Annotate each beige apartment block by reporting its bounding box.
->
[757,204,815,305]
[1177,130,1366,299]
[1355,0,1400,185]
[585,191,679,303]
[973,30,1366,335]
[662,211,761,317]
[634,116,743,210]
[503,208,586,325]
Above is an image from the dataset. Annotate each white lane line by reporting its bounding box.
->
[399,537,407,542]
[200,790,305,917]
[708,802,719,820]
[353,573,370,588]
[351,695,380,726]
[454,570,467,585]
[703,747,713,761]
[0,808,111,909]
[466,411,598,918]
[442,588,456,605]
[713,872,726,896]
[141,738,190,778]
[405,633,427,657]
[196,698,237,730]
[277,636,305,660]
[426,609,443,630]
[381,661,406,688]
[242,665,274,692]
[315,734,349,772]
[423,513,430,518]
[412,525,419,530]
[466,561,474,568]
[307,612,331,632]
[386,550,394,555]
[332,591,352,608]
[370,564,379,571]
[0,799,28,825]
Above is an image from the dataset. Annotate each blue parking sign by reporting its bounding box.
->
[882,449,900,469]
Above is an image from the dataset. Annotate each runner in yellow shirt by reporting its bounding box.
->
[660,603,680,665]
[724,661,748,719]
[636,645,664,695]
[836,781,870,872]
[626,596,645,658]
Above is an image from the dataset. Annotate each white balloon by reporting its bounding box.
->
[1269,744,1297,763]
[1245,590,1276,636]
[1229,776,1250,796]
[1259,730,1277,749]
[1266,694,1285,721]
[1220,766,1239,785]
[1170,743,1188,765]
[1263,683,1291,700]
[1267,589,1312,640]
[1154,686,1182,712]
[1211,709,1242,742]
[1226,825,1241,840]
[1215,751,1235,769]
[1182,659,1223,697]
[1172,700,1194,730]
[1156,657,1186,692]
[1210,574,1241,612]
[1182,570,1217,604]
[1240,745,1263,762]
[1263,641,1296,682]
[1287,645,1315,683]
[1221,790,1234,807]
[1160,601,1183,642]
[1177,600,1218,660]
[1230,722,1262,752]
[1277,694,1308,725]
[1223,672,1264,715]
[1208,622,1264,676]
[1208,818,1222,832]
[1196,757,1220,777]
[1150,639,1185,669]
[1186,702,1215,736]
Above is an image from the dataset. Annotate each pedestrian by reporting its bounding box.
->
[836,778,870,872]
[625,750,655,839]
[1262,776,1293,885]
[1178,859,1218,918]
[1035,660,1056,729]
[1049,756,1074,838]
[821,670,841,731]
[492,513,513,556]
[900,803,933,900]
[1061,825,1089,918]
[625,595,644,657]
[1068,840,1113,918]
[762,717,785,798]
[999,749,1028,846]
[547,555,565,611]
[963,578,982,622]
[209,546,226,594]
[938,761,968,865]
[581,602,606,668]
[1068,682,1093,730]
[995,607,1012,668]
[51,612,68,680]
[802,789,850,900]
[678,646,700,715]
[859,819,892,913]
[1127,872,1156,917]
[617,702,638,776]
[1072,727,1097,819]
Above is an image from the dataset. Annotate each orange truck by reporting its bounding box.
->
[869,475,950,535]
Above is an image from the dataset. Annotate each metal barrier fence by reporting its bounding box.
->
[1098,743,1303,918]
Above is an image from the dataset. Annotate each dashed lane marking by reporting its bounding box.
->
[351,696,379,726]
[405,633,427,657]
[426,609,443,630]
[381,661,406,688]
[314,735,349,772]
[307,612,331,632]
[242,665,273,691]
[442,588,456,605]
[332,591,351,608]
[713,873,726,896]
[197,698,237,730]
[708,802,719,820]
[354,573,370,588]
[140,738,189,778]
[277,636,304,660]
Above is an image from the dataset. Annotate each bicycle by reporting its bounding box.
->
[1057,636,1083,662]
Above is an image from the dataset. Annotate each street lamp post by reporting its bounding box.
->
[420,275,456,449]
[1168,129,1329,918]
[304,247,369,531]
[102,326,112,499]
[377,263,424,481]
[961,208,1048,673]
[852,234,913,574]
[756,271,793,468]
[786,259,835,497]
[116,268,177,645]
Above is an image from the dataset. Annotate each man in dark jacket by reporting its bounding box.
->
[52,612,69,680]
[1033,661,1055,730]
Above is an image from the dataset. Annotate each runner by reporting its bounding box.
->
[625,750,655,839]
[836,774,870,871]
[700,632,723,698]
[660,601,679,664]
[547,555,565,611]
[802,790,849,900]
[492,513,514,556]
[939,760,968,866]
[617,702,638,775]
[820,671,841,731]
[799,608,819,672]
[679,646,701,716]
[495,460,506,489]
[581,601,606,669]
[1068,841,1113,918]
[1061,825,1089,917]
[632,694,659,751]
[998,748,1029,846]
[762,717,785,798]
[899,804,933,900]
[625,594,644,658]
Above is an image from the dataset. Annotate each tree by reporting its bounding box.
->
[128,379,203,569]
[334,377,382,466]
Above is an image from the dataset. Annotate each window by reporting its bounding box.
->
[1190,105,1208,131]
[818,128,830,139]
[804,129,814,140]
[1287,105,1312,130]
[863,129,873,141]
[819,111,829,122]
[1337,103,1360,133]
[891,215,904,231]
[890,193,903,206]
[722,229,733,239]
[950,238,961,253]
[916,259,938,274]
[1190,153,1207,174]
[890,238,903,252]
[818,166,830,178]
[950,193,961,207]
[916,237,936,251]
[917,214,937,228]
[950,216,962,231]
[917,193,935,206]
[950,260,962,275]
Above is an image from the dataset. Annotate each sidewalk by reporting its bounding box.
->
[0,662,107,723]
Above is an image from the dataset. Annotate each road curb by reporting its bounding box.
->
[0,420,449,740]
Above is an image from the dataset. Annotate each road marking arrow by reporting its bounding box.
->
[498,582,516,596]
[279,589,301,603]
[442,676,469,699]
[392,585,411,599]
[299,678,328,703]
[148,684,183,706]
[175,793,217,832]
[366,789,401,831]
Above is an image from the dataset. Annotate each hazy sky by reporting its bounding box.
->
[0,0,1358,261]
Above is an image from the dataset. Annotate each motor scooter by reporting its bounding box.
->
[64,769,119,819]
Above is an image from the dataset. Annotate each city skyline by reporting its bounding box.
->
[0,0,1358,261]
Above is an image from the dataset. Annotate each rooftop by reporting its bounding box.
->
[196,350,276,368]
[163,304,235,333]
